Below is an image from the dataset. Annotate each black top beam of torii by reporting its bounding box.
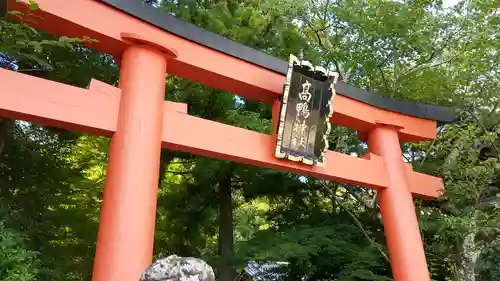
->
[99,0,455,124]
[0,0,455,124]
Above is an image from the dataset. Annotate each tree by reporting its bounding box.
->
[0,220,40,281]
[1,0,499,280]
[0,5,116,281]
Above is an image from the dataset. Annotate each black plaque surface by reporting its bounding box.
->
[275,55,339,166]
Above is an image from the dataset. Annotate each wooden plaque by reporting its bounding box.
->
[275,55,339,166]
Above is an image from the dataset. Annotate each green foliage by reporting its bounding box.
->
[1,0,499,280]
[0,123,101,281]
[477,245,500,281]
[416,121,500,279]
[1,10,99,72]
[0,220,40,281]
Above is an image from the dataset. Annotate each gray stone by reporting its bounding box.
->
[140,255,215,281]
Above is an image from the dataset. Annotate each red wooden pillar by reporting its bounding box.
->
[92,34,176,281]
[368,124,430,281]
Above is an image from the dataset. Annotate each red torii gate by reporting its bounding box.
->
[2,1,455,281]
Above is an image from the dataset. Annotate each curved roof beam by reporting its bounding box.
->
[100,0,455,124]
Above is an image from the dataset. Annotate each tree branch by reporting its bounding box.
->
[331,185,338,213]
[0,118,14,163]
[169,160,196,165]
[464,108,500,159]
[323,0,331,23]
[402,153,412,163]
[344,187,374,210]
[377,66,390,91]
[402,23,466,77]
[337,197,390,263]
[322,184,386,260]
[404,49,437,75]
[419,125,446,167]
[166,170,194,175]
[486,99,500,119]
[299,15,344,78]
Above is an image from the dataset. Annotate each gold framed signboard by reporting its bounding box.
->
[275,55,339,166]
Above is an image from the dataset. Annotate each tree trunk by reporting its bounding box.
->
[218,163,234,281]
[0,118,14,163]
[456,232,481,281]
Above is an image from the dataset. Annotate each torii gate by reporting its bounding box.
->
[2,1,455,281]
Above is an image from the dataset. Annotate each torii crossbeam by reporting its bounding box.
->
[2,1,454,281]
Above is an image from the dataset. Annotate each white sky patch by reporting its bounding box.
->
[292,19,304,28]
[443,0,461,8]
